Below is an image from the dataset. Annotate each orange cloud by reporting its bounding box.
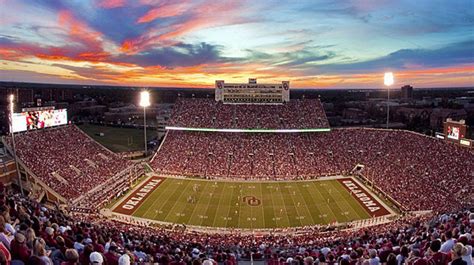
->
[137,3,187,23]
[58,10,104,52]
[121,1,244,53]
[0,48,23,60]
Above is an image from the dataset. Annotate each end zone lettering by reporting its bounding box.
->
[337,178,390,217]
[113,177,164,215]
[342,180,380,212]
[122,178,162,210]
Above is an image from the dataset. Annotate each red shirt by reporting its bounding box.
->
[0,242,11,265]
[427,252,450,265]
[104,252,120,265]
[10,240,31,264]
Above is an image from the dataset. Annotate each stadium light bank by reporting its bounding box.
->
[384,72,394,129]
[139,91,151,155]
[9,94,24,195]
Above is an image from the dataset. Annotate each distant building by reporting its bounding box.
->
[430,108,467,129]
[401,85,413,100]
[395,107,431,123]
[215,78,290,103]
[342,108,367,120]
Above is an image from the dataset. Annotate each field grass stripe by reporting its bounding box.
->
[201,182,223,227]
[271,184,291,227]
[332,180,370,220]
[223,184,238,228]
[319,180,352,223]
[178,181,205,226]
[264,183,278,228]
[226,184,241,228]
[278,183,301,227]
[159,180,194,221]
[213,183,234,227]
[295,183,323,224]
[211,182,229,228]
[325,181,351,223]
[148,179,188,220]
[310,181,338,224]
[258,183,268,229]
[175,181,212,225]
[190,182,212,226]
[329,181,360,221]
[134,178,174,217]
[293,184,316,225]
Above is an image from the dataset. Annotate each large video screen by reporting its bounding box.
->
[11,109,68,133]
[447,125,460,140]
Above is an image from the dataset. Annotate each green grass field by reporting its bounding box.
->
[116,177,380,229]
[78,124,155,152]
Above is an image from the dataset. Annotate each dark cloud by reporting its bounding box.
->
[0,35,19,45]
[0,69,105,85]
[309,40,474,74]
[241,48,338,67]
[51,64,119,81]
[115,42,224,68]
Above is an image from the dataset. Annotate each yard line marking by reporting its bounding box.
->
[258,183,267,229]
[293,184,316,225]
[161,180,194,222]
[297,181,324,224]
[282,184,303,227]
[149,180,183,220]
[275,182,292,227]
[199,182,221,227]
[326,181,351,223]
[310,181,338,224]
[266,182,279,228]
[142,179,178,219]
[185,182,211,226]
[330,181,365,221]
[220,184,236,228]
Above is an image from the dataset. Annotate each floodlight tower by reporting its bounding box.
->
[139,91,151,156]
[9,94,24,195]
[384,72,394,129]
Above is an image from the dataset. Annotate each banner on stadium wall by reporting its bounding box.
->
[11,109,68,133]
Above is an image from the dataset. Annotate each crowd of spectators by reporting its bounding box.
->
[168,98,330,129]
[4,125,134,202]
[0,183,473,265]
[151,128,473,213]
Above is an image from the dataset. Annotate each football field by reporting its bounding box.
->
[112,176,391,229]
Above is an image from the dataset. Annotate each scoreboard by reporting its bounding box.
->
[11,108,68,133]
[443,119,467,144]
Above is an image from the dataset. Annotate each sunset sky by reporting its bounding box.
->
[0,0,473,88]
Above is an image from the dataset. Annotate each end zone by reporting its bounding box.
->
[337,178,390,217]
[113,176,165,215]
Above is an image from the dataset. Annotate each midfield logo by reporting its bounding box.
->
[242,196,261,206]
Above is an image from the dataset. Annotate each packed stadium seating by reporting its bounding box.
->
[4,125,134,202]
[168,98,330,129]
[151,128,474,213]
[2,97,473,265]
[1,184,473,264]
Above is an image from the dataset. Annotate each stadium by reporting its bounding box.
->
[1,78,473,264]
[1,0,474,262]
